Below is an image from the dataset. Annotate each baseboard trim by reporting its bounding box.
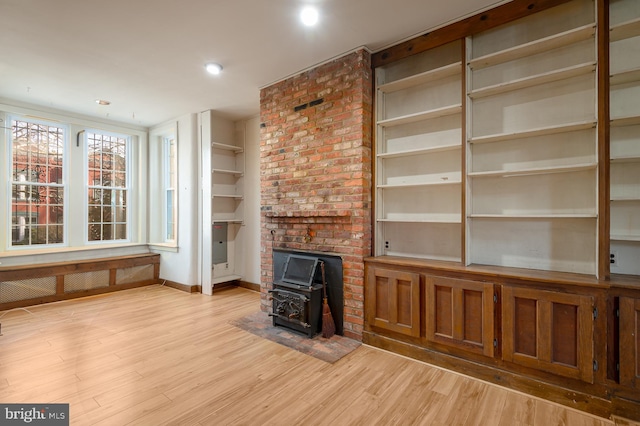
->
[237,280,260,292]
[163,280,201,293]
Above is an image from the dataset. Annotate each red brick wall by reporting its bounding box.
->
[259,49,372,340]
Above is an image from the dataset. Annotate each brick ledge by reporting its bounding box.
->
[263,210,353,218]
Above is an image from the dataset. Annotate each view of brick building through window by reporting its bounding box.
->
[10,120,129,246]
[87,132,128,242]
[10,120,65,246]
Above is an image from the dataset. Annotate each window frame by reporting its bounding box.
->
[6,114,69,250]
[163,134,178,243]
[84,129,133,244]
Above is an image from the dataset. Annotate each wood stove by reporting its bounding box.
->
[269,254,324,337]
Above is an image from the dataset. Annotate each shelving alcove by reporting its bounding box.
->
[365,0,640,421]
[199,110,245,294]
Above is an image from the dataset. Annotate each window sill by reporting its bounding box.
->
[149,243,179,253]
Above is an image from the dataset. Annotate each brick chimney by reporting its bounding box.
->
[259,49,373,340]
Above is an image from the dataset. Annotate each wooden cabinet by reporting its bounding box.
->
[619,296,640,388]
[609,0,640,276]
[365,267,420,337]
[502,286,595,383]
[425,276,494,356]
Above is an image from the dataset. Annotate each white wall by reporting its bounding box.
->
[150,113,200,286]
[241,116,261,285]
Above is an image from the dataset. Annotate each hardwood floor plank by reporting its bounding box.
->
[0,285,614,425]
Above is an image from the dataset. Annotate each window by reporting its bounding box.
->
[148,122,178,247]
[9,119,66,246]
[164,136,177,242]
[86,131,130,242]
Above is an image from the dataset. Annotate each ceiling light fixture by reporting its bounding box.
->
[300,6,319,26]
[205,63,223,75]
[95,99,110,105]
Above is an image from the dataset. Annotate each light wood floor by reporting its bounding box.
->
[0,285,614,426]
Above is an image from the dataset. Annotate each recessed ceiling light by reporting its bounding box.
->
[205,63,223,75]
[95,99,110,105]
[300,6,319,26]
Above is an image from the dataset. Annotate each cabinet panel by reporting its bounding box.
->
[425,276,494,356]
[619,296,640,389]
[502,286,594,382]
[366,267,420,337]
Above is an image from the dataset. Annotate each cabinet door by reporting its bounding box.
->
[502,286,594,383]
[425,276,494,357]
[620,296,640,389]
[366,267,420,337]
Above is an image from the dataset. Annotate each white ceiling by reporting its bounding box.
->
[0,0,507,128]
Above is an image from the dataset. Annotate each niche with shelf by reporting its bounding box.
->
[200,111,245,292]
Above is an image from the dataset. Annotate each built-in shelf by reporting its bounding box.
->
[469,214,597,219]
[378,214,461,224]
[384,251,461,262]
[468,163,597,178]
[610,17,640,42]
[611,234,640,242]
[611,67,640,86]
[378,104,462,127]
[611,115,640,127]
[212,219,243,224]
[469,121,596,144]
[211,194,243,199]
[213,274,242,284]
[212,142,243,152]
[469,62,596,99]
[378,180,462,189]
[212,168,243,175]
[378,143,461,159]
[611,156,640,163]
[611,196,640,202]
[378,62,461,93]
[468,24,596,70]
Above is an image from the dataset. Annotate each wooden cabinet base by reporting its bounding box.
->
[364,256,640,421]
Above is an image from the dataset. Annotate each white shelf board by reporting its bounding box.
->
[610,17,640,42]
[469,62,596,99]
[213,274,243,285]
[469,120,596,144]
[611,156,640,163]
[212,142,243,152]
[468,24,596,70]
[378,180,461,189]
[610,234,640,242]
[378,62,461,93]
[611,115,640,127]
[468,162,597,178]
[212,168,243,175]
[469,213,597,219]
[211,194,243,199]
[384,251,461,262]
[377,143,461,159]
[212,219,243,224]
[378,215,461,224]
[611,67,640,86]
[378,104,462,127]
[610,196,640,202]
